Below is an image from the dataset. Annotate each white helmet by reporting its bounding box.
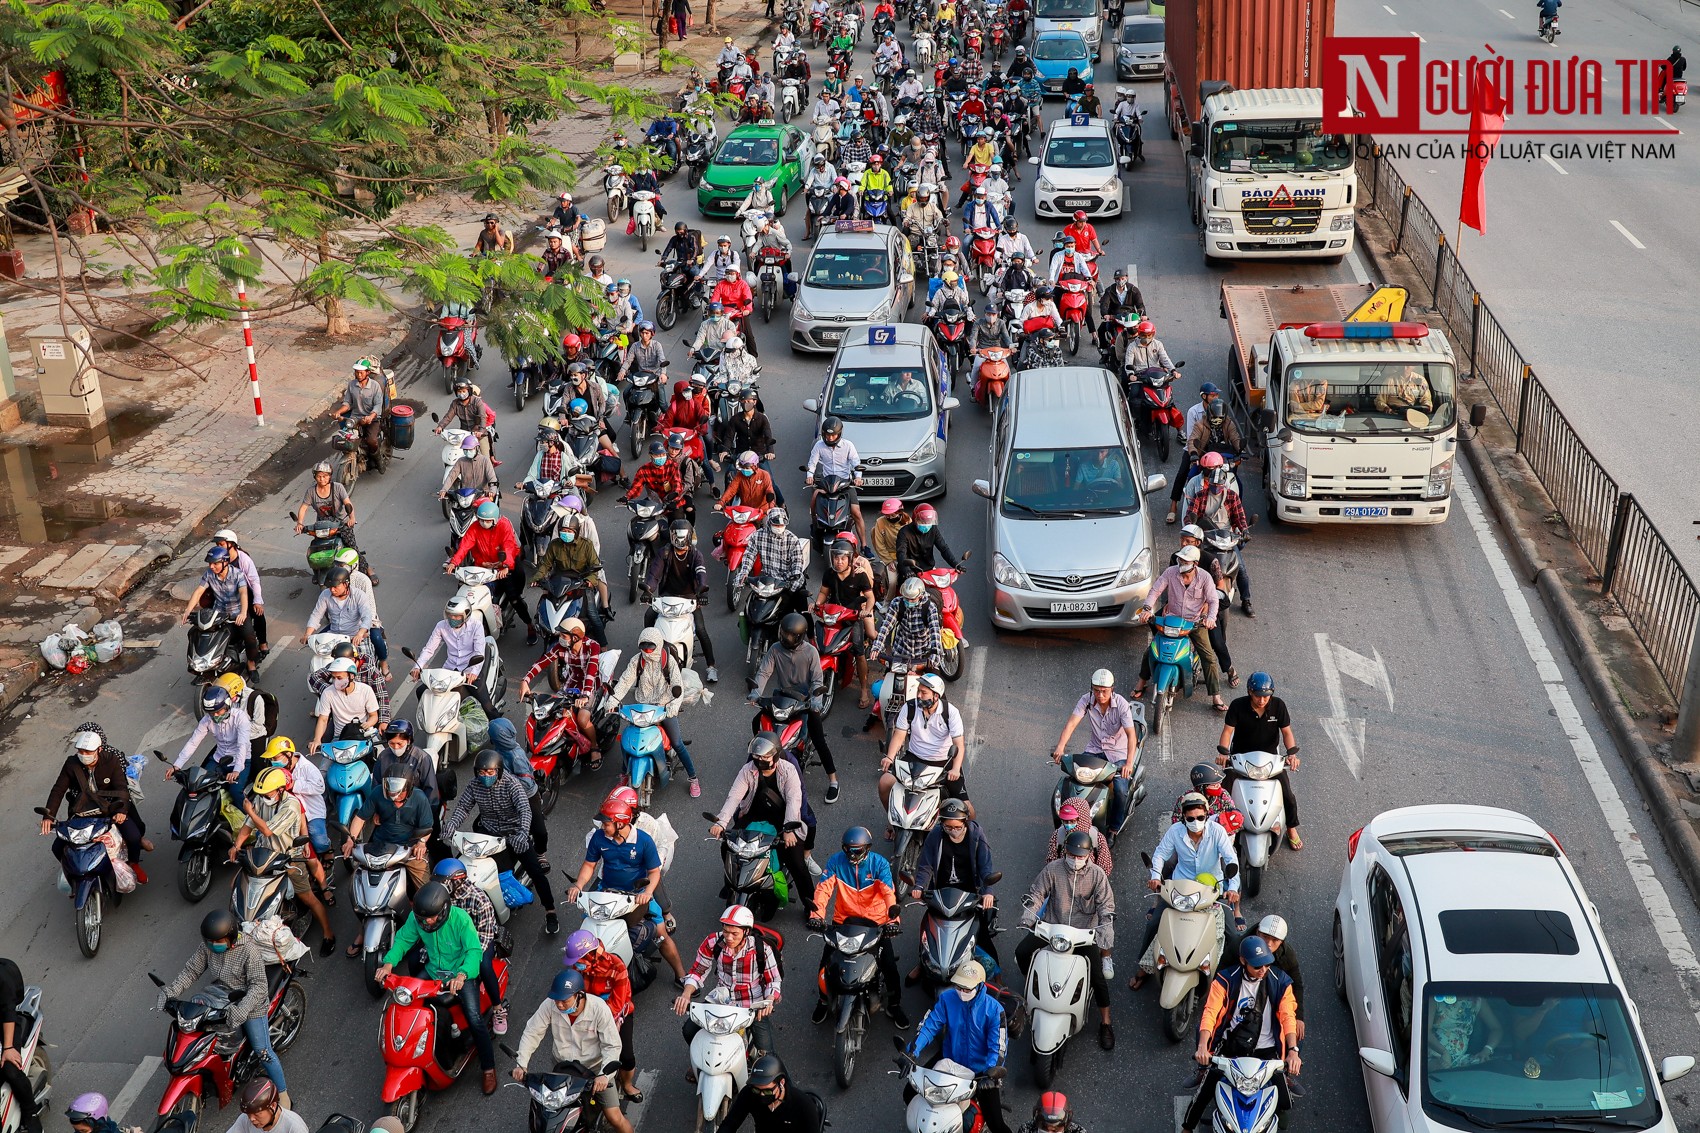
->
[73,730,102,752]
[326,657,357,675]
[727,335,747,352]
[445,597,471,619]
[1090,668,1114,688]
[1258,914,1289,941]
[213,528,239,544]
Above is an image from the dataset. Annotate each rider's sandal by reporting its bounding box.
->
[622,1090,645,1105]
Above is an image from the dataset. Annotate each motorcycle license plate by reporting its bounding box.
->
[1343,506,1389,518]
[1049,600,1098,613]
[862,475,896,487]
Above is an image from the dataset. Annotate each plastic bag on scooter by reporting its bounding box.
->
[247,915,311,963]
[499,870,535,908]
[125,751,147,803]
[461,699,491,751]
[678,667,713,708]
[645,812,679,873]
[101,829,137,894]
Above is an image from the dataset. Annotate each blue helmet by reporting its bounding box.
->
[205,545,231,564]
[1247,672,1274,695]
[475,501,500,521]
[433,858,467,879]
[550,969,586,1002]
[568,397,590,417]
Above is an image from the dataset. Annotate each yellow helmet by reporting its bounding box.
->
[214,672,247,700]
[253,767,291,796]
[263,736,297,763]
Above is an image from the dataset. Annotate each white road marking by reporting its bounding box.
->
[1542,153,1568,175]
[1315,634,1394,780]
[1610,220,1646,249]
[1173,1094,1191,1132]
[1382,3,1397,13]
[137,711,195,753]
[1157,721,1174,763]
[111,1055,163,1123]
[960,645,988,771]
[1498,7,1515,17]
[1412,31,1425,42]
[1345,248,1372,285]
[1454,474,1700,1030]
[1654,115,1680,133]
[627,1069,662,1132]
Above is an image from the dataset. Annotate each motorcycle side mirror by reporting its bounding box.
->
[1223,862,1240,880]
[1256,408,1276,431]
[293,836,311,847]
[500,1042,521,1060]
[148,971,166,987]
[430,412,442,423]
[401,647,418,660]
[971,479,991,499]
[1173,359,1186,369]
[153,749,169,762]
[1469,403,1488,428]
[892,1035,908,1050]
[985,871,1002,885]
[1140,851,1154,867]
[804,398,821,412]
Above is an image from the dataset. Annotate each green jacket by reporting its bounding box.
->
[383,906,482,980]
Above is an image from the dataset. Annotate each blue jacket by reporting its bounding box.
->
[909,986,1007,1072]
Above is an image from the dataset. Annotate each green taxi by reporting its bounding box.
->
[695,121,815,217]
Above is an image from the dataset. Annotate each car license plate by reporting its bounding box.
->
[862,475,896,487]
[1343,506,1389,518]
[1261,234,1301,245]
[1059,198,1094,209]
[818,329,842,342]
[1049,600,1098,613]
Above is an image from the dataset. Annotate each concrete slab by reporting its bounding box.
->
[42,544,118,589]
[63,545,143,591]
[0,548,30,569]
[21,551,68,582]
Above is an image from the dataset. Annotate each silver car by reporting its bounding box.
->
[971,366,1167,630]
[1116,15,1166,80]
[789,225,916,354]
[804,324,958,502]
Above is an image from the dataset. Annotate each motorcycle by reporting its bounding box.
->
[687,993,759,1130]
[630,190,659,252]
[1056,274,1093,357]
[1671,78,1688,111]
[914,875,1001,993]
[536,570,598,640]
[500,1057,601,1133]
[330,417,390,490]
[158,751,241,902]
[916,563,968,681]
[648,594,699,671]
[441,488,483,552]
[604,166,629,220]
[655,258,699,332]
[1130,362,1186,462]
[0,984,50,1133]
[862,187,891,223]
[707,813,800,920]
[401,648,505,793]
[781,77,804,121]
[229,841,314,938]
[805,184,833,240]
[886,755,946,884]
[1050,746,1145,847]
[320,735,375,857]
[448,564,511,641]
[968,226,999,293]
[624,493,668,605]
[1024,919,1094,1086]
[755,246,788,322]
[820,917,894,1087]
[898,1050,1001,1133]
[1203,1055,1286,1133]
[931,305,971,386]
[914,30,935,65]
[525,691,596,817]
[1146,863,1238,1043]
[518,479,566,568]
[876,660,922,738]
[350,841,415,998]
[716,504,766,612]
[740,574,788,668]
[509,355,536,412]
[808,471,860,553]
[1113,110,1145,166]
[623,370,663,460]
[1538,10,1559,42]
[148,965,308,1123]
[1204,526,1245,607]
[1226,750,1287,899]
[573,889,661,991]
[1142,615,1197,735]
[435,317,476,394]
[684,133,713,189]
[614,702,676,809]
[379,962,511,1132]
[295,516,369,587]
[751,691,818,774]
[812,602,859,716]
[448,831,513,926]
[185,604,244,688]
[972,344,1012,409]
[37,813,122,957]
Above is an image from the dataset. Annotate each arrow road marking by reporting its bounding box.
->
[1314,633,1394,780]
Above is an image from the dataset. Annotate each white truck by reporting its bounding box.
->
[1186,87,1357,263]
[1222,283,1481,526]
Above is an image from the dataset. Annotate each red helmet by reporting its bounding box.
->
[914,503,938,524]
[1072,209,1087,222]
[945,235,961,251]
[562,333,582,349]
[1198,451,1225,469]
[1134,319,1155,336]
[871,153,884,165]
[674,379,691,397]
[1216,809,1244,836]
[598,799,636,824]
[1034,1092,1071,1133]
[605,785,640,811]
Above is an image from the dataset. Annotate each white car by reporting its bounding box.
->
[1336,805,1694,1133]
[1033,117,1123,221]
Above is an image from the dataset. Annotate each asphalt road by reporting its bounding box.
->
[5,14,1700,1133]
[1336,0,1700,574]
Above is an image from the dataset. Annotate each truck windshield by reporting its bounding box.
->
[1208,120,1352,173]
[1283,362,1456,434]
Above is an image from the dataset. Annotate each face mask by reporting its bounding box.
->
[916,696,936,711]
[209,942,230,954]
[956,987,978,1002]
[917,523,933,534]
[476,774,498,788]
[560,531,577,544]
[1183,816,1208,832]
[652,455,667,466]
[1066,855,1088,872]
[77,749,99,766]
[740,467,754,477]
[388,742,409,756]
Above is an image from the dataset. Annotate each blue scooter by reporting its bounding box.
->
[1050,741,1147,848]
[1143,614,1197,736]
[1203,1055,1286,1133]
[37,810,122,958]
[322,735,376,852]
[617,703,675,809]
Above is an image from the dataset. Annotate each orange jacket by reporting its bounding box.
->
[1199,966,1299,1052]
[810,850,898,924]
[719,469,776,509]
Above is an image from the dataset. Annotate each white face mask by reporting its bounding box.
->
[1183,816,1209,832]
[956,987,978,1002]
[76,749,99,766]
[1066,855,1089,872]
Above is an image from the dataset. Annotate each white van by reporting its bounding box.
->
[1032,0,1102,62]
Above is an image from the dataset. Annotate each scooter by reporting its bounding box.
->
[447,831,513,926]
[1130,364,1186,462]
[972,344,1012,409]
[321,736,376,854]
[1050,747,1145,848]
[441,487,484,552]
[750,691,817,775]
[687,993,759,1131]
[379,961,511,1132]
[716,504,766,612]
[518,479,566,568]
[1226,750,1287,899]
[614,702,675,809]
[808,472,860,553]
[1538,10,1559,42]
[525,691,595,816]
[509,355,536,412]
[1057,274,1093,357]
[296,517,365,586]
[649,595,699,671]
[350,841,415,998]
[781,77,804,121]
[1024,919,1095,1086]
[898,1050,1001,1133]
[915,875,1001,994]
[755,246,789,322]
[0,984,51,1133]
[499,1058,599,1133]
[630,190,659,252]
[229,841,314,939]
[877,661,922,738]
[1205,526,1245,607]
[159,750,242,903]
[1143,615,1198,736]
[148,964,308,1124]
[37,813,121,958]
[1147,862,1238,1044]
[917,563,968,681]
[604,166,629,220]
[1203,1055,1286,1133]
[624,370,663,461]
[741,575,788,669]
[932,305,971,385]
[625,493,668,604]
[1671,78,1689,111]
[886,755,946,885]
[813,602,859,716]
[536,571,598,640]
[969,226,999,293]
[447,565,510,641]
[684,134,713,189]
[572,889,660,991]
[706,814,799,921]
[436,317,475,394]
[185,605,243,687]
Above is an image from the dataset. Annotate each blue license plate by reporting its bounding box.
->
[1343,506,1389,518]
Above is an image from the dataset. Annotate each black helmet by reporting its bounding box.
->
[1205,399,1226,423]
[779,612,809,648]
[669,518,693,549]
[674,220,688,234]
[1034,282,1053,299]
[325,565,352,587]
[940,798,970,821]
[829,537,856,561]
[413,881,452,925]
[238,1080,279,1116]
[842,826,874,862]
[1190,762,1225,793]
[331,640,356,660]
[474,748,504,775]
[747,1053,786,1088]
[748,732,780,765]
[1002,217,1018,233]
[200,908,239,943]
[821,416,844,439]
[1062,830,1093,858]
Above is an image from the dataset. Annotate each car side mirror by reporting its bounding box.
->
[1359,1048,1398,1079]
[1660,1055,1696,1083]
[942,396,961,412]
[1189,127,1205,159]
[1144,473,1168,495]
[971,479,992,499]
[804,398,821,412]
[1028,156,1041,165]
[899,272,915,285]
[1469,403,1488,428]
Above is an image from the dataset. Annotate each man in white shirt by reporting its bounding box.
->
[308,658,380,749]
[1128,792,1240,989]
[877,673,968,815]
[804,416,867,546]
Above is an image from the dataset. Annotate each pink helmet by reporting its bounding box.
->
[1198,452,1225,469]
[1058,798,1086,823]
[881,498,904,516]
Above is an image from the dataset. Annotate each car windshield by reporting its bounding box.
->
[825,366,933,421]
[1283,361,1456,434]
[1421,981,1660,1131]
[1121,21,1165,43]
[1208,120,1353,172]
[1045,136,1115,168]
[715,136,779,166]
[1002,446,1139,517]
[804,248,890,289]
[1035,0,1095,16]
[1034,37,1088,60]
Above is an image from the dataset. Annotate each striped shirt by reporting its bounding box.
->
[444,771,536,852]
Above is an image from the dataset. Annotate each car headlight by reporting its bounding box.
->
[1037,177,1056,193]
[1426,458,1453,500]
[1330,213,1356,231]
[793,300,813,320]
[992,552,1029,589]
[1205,216,1233,233]
[910,437,938,462]
[867,300,891,322]
[1280,453,1307,499]
[1117,547,1151,586]
[1102,177,1121,194]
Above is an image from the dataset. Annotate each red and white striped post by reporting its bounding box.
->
[237,281,264,426]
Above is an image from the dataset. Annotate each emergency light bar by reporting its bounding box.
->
[1303,322,1430,340]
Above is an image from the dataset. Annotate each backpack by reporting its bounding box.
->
[715,924,786,977]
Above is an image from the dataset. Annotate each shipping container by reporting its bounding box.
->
[1162,0,1335,133]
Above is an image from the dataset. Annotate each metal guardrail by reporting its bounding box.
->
[1355,142,1700,699]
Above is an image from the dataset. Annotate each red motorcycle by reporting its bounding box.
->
[149,964,308,1122]
[931,304,971,386]
[714,503,767,611]
[934,60,951,87]
[1130,365,1186,463]
[989,20,1008,57]
[380,964,510,1130]
[972,344,1012,408]
[965,25,984,56]
[811,10,829,45]
[813,602,861,715]
[917,562,968,681]
[435,316,476,394]
[751,690,816,772]
[969,226,999,293]
[526,690,596,816]
[960,161,991,197]
[1056,275,1093,357]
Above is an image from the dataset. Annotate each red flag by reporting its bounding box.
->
[1459,73,1509,235]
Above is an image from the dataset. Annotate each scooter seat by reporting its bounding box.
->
[266,963,293,1001]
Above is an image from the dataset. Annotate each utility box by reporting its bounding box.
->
[27,323,104,428]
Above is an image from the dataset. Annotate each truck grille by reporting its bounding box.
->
[1029,570,1120,592]
[1309,473,1427,501]
[1242,208,1320,235]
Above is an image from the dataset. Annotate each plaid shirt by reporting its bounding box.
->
[523,638,602,691]
[684,931,783,1008]
[538,447,563,482]
[1186,485,1250,532]
[446,875,499,950]
[626,460,684,504]
[871,597,941,663]
[308,658,392,727]
[200,566,247,617]
[444,771,536,852]
[735,528,808,589]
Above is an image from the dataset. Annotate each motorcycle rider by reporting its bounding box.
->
[856,153,895,215]
[805,416,867,546]
[540,231,575,276]
[1123,318,1174,382]
[627,434,693,528]
[1253,913,1307,1042]
[379,884,499,1093]
[446,500,543,644]
[710,266,758,356]
[619,321,669,382]
[1180,936,1300,1133]
[1133,545,1225,711]
[751,612,841,802]
[675,905,783,1054]
[1184,453,1255,618]
[644,518,720,684]
[294,461,359,548]
[335,358,389,474]
[706,235,741,285]
[716,450,778,514]
[228,767,336,953]
[661,221,706,297]
[969,301,1012,354]
[434,377,492,455]
[660,379,713,470]
[910,798,999,965]
[444,749,562,934]
[1016,832,1117,1050]
[901,183,946,249]
[716,391,780,496]
[1019,1092,1084,1133]
[1053,251,1098,336]
[1047,797,1112,875]
[605,626,701,791]
[1166,382,1222,523]
[342,770,432,889]
[815,536,877,707]
[905,960,1008,1133]
[43,727,153,874]
[210,529,267,656]
[1098,267,1145,346]
[960,184,1001,235]
[162,910,290,1100]
[1020,282,1060,332]
[171,683,255,802]
[717,1054,822,1133]
[926,270,972,328]
[879,670,966,814]
[993,216,1034,267]
[376,721,441,817]
[1076,82,1101,118]
[750,214,796,300]
[823,177,859,222]
[989,251,1033,311]
[432,858,508,1036]
[709,734,818,901]
[808,827,910,1029]
[182,546,261,683]
[564,795,690,980]
[894,503,962,586]
[1217,672,1301,848]
[734,507,812,617]
[441,433,501,499]
[409,596,501,719]
[870,576,942,674]
[1049,668,1141,832]
[518,617,603,755]
[690,301,738,357]
[716,35,746,76]
[528,515,611,644]
[1128,792,1240,991]
[870,499,909,587]
[307,656,378,752]
[1171,761,1239,825]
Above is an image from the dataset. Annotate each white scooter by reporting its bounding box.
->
[449,830,513,925]
[900,1053,997,1133]
[913,31,935,65]
[1226,750,1286,899]
[449,564,509,640]
[604,166,630,219]
[886,753,946,885]
[780,77,803,121]
[630,190,659,252]
[1151,865,1237,1044]
[649,595,698,671]
[438,426,472,482]
[306,631,352,678]
[401,650,505,792]
[574,889,661,991]
[686,990,757,1132]
[1025,920,1095,1087]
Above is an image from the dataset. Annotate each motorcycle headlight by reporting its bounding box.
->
[1330,213,1356,231]
[1117,547,1151,587]
[391,986,414,1006]
[991,551,1029,590]
[1426,458,1453,500]
[1280,453,1307,500]
[1205,216,1233,233]
[909,436,938,462]
[705,1013,738,1035]
[1170,890,1203,912]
